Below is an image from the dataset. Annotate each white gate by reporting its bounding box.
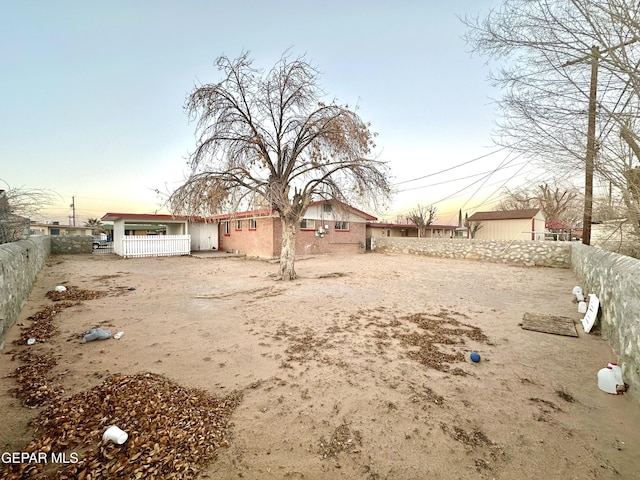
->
[121,235,190,258]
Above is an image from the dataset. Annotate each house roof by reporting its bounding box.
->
[102,200,377,224]
[30,223,92,231]
[467,209,541,222]
[214,200,378,221]
[101,224,166,232]
[213,208,275,221]
[309,200,378,221]
[367,222,416,229]
[101,213,194,223]
[367,222,456,230]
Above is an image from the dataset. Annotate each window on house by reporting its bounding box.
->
[249,218,257,229]
[236,219,242,230]
[224,221,230,235]
[335,221,349,231]
[300,218,315,229]
[323,203,332,213]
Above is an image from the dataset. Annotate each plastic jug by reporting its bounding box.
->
[597,366,618,394]
[572,286,585,302]
[608,362,624,385]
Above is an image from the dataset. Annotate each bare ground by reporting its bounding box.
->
[1,252,639,479]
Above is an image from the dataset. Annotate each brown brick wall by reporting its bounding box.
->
[295,222,365,255]
[219,217,278,257]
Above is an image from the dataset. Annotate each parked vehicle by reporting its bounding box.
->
[92,235,108,249]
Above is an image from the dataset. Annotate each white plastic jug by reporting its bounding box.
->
[607,362,623,385]
[597,366,618,394]
[572,286,585,302]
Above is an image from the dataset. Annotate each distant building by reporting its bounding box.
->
[466,209,546,241]
[101,200,375,258]
[29,222,93,237]
[366,222,457,239]
[217,200,376,257]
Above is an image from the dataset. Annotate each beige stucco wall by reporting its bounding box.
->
[473,213,545,241]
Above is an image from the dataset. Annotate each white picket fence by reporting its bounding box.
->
[121,235,191,258]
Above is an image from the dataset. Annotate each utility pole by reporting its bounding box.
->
[70,196,76,226]
[582,45,599,246]
[562,37,639,245]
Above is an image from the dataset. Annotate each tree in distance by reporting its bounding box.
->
[407,204,437,238]
[0,180,57,244]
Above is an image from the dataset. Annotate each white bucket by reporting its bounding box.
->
[597,366,618,394]
[102,425,128,444]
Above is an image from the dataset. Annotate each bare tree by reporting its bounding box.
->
[496,187,538,212]
[463,212,484,239]
[463,0,640,245]
[497,182,582,226]
[407,204,436,237]
[0,180,57,244]
[169,52,391,279]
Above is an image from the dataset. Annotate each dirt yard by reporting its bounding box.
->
[1,252,639,479]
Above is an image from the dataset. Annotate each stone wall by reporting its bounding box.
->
[0,236,50,350]
[371,237,571,268]
[50,235,93,254]
[571,243,640,400]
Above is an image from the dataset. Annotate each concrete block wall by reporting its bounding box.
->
[50,235,93,254]
[0,236,50,350]
[372,237,571,268]
[571,243,640,400]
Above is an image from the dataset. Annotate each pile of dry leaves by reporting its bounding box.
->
[13,302,77,346]
[8,286,109,407]
[4,284,243,479]
[399,310,489,372]
[45,286,107,302]
[8,351,65,407]
[8,299,80,407]
[1,373,242,479]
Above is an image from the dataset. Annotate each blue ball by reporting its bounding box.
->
[470,352,481,363]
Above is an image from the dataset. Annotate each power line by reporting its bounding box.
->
[396,160,529,193]
[392,147,508,186]
[457,153,525,212]
[389,153,535,218]
[429,152,525,206]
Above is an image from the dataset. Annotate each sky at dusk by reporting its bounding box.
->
[1,0,545,226]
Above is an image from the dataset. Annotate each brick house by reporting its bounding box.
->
[217,200,377,258]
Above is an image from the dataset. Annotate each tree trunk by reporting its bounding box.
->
[278,218,298,280]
